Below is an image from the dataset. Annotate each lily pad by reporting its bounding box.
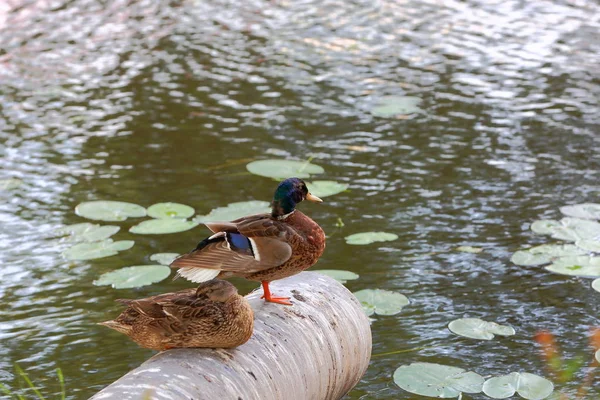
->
[371,96,423,117]
[531,217,600,242]
[456,246,483,253]
[93,265,171,289]
[62,240,134,260]
[511,244,587,266]
[194,201,270,223]
[246,159,325,179]
[345,231,398,245]
[57,223,120,242]
[560,203,600,220]
[147,202,195,219]
[129,219,199,234]
[75,201,146,222]
[448,318,515,340]
[575,239,600,252]
[307,181,348,198]
[591,278,600,293]
[393,362,484,398]
[353,289,409,316]
[315,269,359,284]
[531,220,562,235]
[0,178,23,190]
[595,349,600,363]
[545,256,600,277]
[150,253,179,265]
[483,372,553,400]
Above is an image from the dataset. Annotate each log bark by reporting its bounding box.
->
[91,271,372,400]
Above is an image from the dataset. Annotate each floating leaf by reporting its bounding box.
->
[546,256,600,277]
[62,240,134,260]
[315,269,359,284]
[531,217,600,242]
[246,159,325,179]
[448,318,515,340]
[194,201,270,223]
[147,202,195,219]
[307,181,348,198]
[483,372,553,400]
[511,244,587,267]
[575,239,600,252]
[560,203,600,220]
[0,178,23,190]
[129,219,199,234]
[531,220,562,235]
[456,246,483,253]
[93,265,171,289]
[150,253,179,265]
[393,362,484,398]
[57,223,120,242]
[345,231,398,245]
[353,289,408,316]
[75,201,146,222]
[371,96,423,117]
[595,349,600,363]
[592,278,600,293]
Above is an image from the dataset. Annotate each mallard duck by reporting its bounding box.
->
[170,177,326,305]
[99,279,254,351]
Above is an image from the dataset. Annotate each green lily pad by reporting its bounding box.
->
[75,201,146,222]
[531,217,600,242]
[560,203,600,220]
[353,289,409,316]
[93,265,171,289]
[345,231,398,245]
[315,269,359,284]
[591,278,600,293]
[307,181,348,198]
[246,159,325,179]
[150,253,179,265]
[371,96,423,117]
[483,372,553,400]
[448,318,515,340]
[194,201,270,223]
[0,178,23,190]
[531,220,562,235]
[129,219,199,234]
[393,362,484,398]
[62,240,134,260]
[456,246,483,253]
[511,244,587,266]
[147,202,195,219]
[575,239,600,252]
[595,349,600,363]
[57,223,120,242]
[545,256,600,277]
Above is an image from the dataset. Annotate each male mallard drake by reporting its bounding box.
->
[170,177,326,305]
[99,279,254,351]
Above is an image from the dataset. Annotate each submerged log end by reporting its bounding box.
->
[92,271,372,400]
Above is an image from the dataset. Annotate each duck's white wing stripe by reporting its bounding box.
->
[176,267,220,283]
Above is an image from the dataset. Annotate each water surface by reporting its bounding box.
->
[0,0,599,398]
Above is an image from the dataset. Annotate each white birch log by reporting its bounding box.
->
[91,271,372,400]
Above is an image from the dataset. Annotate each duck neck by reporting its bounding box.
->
[271,191,298,218]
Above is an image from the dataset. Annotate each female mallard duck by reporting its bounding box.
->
[99,279,254,351]
[170,177,326,306]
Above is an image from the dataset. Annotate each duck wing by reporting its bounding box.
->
[170,214,294,282]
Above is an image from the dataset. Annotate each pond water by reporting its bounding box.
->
[1,0,599,398]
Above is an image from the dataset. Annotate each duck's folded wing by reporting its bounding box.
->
[170,218,293,279]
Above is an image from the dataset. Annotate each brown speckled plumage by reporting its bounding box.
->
[99,279,254,351]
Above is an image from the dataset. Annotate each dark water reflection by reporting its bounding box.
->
[1,0,599,398]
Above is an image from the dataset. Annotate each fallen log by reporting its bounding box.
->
[91,271,372,400]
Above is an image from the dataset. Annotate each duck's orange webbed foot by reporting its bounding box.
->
[261,281,292,306]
